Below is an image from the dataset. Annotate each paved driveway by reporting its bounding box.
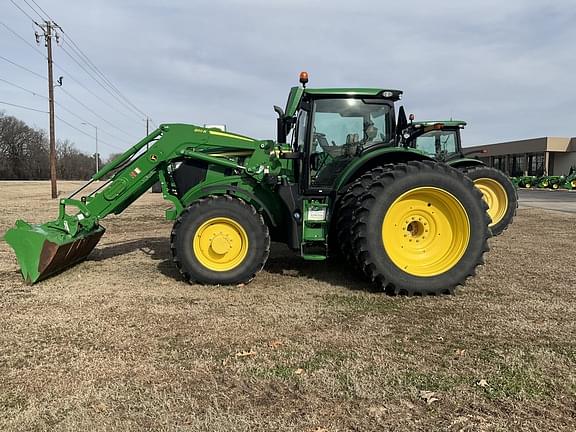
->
[518,189,576,213]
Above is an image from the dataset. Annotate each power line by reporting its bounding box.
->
[58,87,138,141]
[0,76,47,99]
[8,0,41,25]
[61,35,149,119]
[0,21,143,130]
[55,115,123,151]
[53,61,144,125]
[0,100,47,113]
[0,55,139,142]
[0,76,132,147]
[28,0,53,21]
[59,44,144,122]
[0,55,45,80]
[53,101,132,146]
[20,0,46,23]
[0,21,45,58]
[62,39,145,120]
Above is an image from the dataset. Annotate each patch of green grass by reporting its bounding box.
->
[252,364,296,380]
[249,349,354,381]
[324,294,398,314]
[399,370,464,392]
[299,349,352,371]
[481,364,551,400]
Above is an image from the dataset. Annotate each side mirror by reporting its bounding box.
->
[273,105,285,118]
[274,105,287,143]
[396,106,408,138]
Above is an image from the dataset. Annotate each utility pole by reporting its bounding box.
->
[36,21,59,198]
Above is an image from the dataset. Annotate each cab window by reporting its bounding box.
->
[415,130,458,158]
[309,98,392,187]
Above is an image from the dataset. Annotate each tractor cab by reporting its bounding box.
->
[401,120,467,162]
[274,72,403,194]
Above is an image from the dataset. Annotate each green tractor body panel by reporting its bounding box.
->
[334,146,434,191]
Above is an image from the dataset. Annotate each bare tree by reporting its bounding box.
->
[0,113,96,180]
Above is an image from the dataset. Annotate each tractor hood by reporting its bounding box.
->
[197,126,260,150]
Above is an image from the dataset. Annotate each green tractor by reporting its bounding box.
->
[400,119,517,236]
[537,175,566,190]
[562,168,576,190]
[517,175,537,189]
[3,74,491,295]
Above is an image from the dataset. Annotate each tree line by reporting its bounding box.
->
[0,112,107,180]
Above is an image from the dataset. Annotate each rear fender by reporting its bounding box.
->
[447,157,486,169]
[334,147,434,192]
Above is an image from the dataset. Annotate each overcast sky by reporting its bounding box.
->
[1,0,575,158]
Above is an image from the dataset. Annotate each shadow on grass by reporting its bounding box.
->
[87,237,374,291]
[263,243,376,292]
[89,236,183,280]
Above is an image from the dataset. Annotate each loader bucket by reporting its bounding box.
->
[3,220,105,284]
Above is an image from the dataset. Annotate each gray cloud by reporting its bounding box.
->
[1,0,575,157]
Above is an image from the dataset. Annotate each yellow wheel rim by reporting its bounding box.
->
[552,183,559,189]
[382,187,470,277]
[571,180,576,188]
[473,178,509,227]
[193,217,249,271]
[525,183,531,188]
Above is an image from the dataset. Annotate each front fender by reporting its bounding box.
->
[179,176,283,227]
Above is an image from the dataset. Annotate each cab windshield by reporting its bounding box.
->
[310,98,393,186]
[414,129,459,160]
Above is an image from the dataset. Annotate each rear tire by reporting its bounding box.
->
[351,161,490,295]
[171,195,270,285]
[335,166,392,270]
[463,166,517,236]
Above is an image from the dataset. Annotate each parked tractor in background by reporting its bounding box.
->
[563,168,576,189]
[4,74,491,295]
[399,119,517,235]
[515,175,538,188]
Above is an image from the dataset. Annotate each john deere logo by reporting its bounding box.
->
[150,154,158,162]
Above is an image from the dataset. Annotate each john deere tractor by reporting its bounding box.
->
[401,119,517,235]
[4,74,491,295]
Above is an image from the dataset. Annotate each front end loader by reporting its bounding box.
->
[400,119,517,236]
[4,74,491,295]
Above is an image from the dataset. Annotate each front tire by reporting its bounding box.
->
[171,196,270,285]
[351,161,490,295]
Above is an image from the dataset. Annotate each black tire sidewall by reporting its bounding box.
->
[363,166,488,293]
[464,166,517,236]
[174,198,269,284]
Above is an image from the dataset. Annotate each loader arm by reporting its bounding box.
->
[3,123,272,284]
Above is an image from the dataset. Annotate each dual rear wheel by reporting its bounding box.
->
[337,161,491,295]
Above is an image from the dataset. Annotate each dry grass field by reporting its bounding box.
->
[0,181,575,431]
